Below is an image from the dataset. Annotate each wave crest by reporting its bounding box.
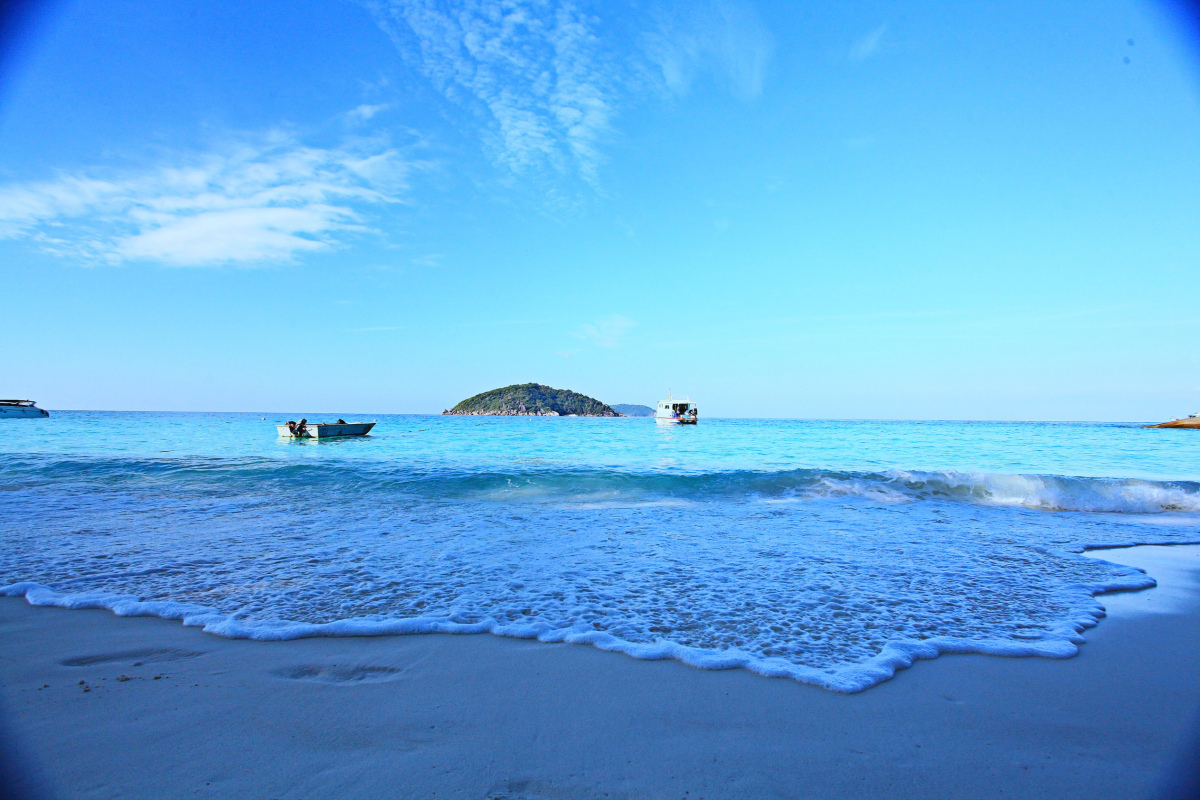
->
[501,468,1200,514]
[4,454,1197,514]
[875,471,1200,513]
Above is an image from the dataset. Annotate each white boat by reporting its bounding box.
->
[0,400,49,419]
[654,396,698,424]
[276,418,376,438]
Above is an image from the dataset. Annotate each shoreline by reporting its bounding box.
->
[1,545,1199,799]
[0,543,1166,694]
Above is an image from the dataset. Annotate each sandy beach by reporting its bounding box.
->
[0,545,1196,799]
[5,0,1200,795]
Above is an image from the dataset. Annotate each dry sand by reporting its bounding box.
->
[2,545,1199,800]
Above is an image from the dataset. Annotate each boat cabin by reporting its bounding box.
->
[655,397,698,424]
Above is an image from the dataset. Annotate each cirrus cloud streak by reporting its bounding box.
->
[370,0,771,184]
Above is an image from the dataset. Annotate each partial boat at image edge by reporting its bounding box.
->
[0,400,49,419]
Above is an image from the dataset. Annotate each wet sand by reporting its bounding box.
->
[1,545,1199,800]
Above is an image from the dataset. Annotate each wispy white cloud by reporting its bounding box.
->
[849,24,886,61]
[410,252,443,267]
[349,103,388,122]
[371,0,615,183]
[643,0,773,100]
[0,132,415,266]
[574,313,636,347]
[369,0,771,184]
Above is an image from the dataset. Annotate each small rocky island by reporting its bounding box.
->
[1147,416,1200,429]
[443,383,619,417]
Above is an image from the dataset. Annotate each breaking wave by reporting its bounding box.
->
[2,425,1198,692]
[4,454,1198,514]
[820,470,1200,514]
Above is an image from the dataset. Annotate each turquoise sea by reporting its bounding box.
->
[3,412,1199,691]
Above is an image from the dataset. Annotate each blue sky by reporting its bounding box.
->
[1,0,1198,419]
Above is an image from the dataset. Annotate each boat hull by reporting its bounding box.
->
[0,405,49,418]
[276,422,376,438]
[654,416,697,424]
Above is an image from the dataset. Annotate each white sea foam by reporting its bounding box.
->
[1,562,1154,693]
[2,415,1199,692]
[0,488,1174,693]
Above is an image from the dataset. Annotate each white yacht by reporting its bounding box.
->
[0,400,49,418]
[655,396,698,424]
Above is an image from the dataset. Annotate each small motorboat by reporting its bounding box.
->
[654,396,698,424]
[0,400,49,418]
[276,418,376,438]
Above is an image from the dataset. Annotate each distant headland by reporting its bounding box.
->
[443,383,619,417]
[611,404,653,417]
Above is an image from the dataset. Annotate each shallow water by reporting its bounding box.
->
[3,412,1199,691]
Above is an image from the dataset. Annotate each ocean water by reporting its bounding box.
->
[2,411,1199,692]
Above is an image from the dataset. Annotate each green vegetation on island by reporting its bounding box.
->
[443,383,619,417]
